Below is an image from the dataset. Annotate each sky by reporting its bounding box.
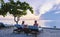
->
[0,0,60,27]
[3,0,60,17]
[19,0,60,16]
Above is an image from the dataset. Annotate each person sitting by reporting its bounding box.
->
[34,20,38,26]
[21,21,25,28]
[23,24,28,32]
[30,20,39,32]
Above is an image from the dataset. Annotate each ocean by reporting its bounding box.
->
[0,18,60,28]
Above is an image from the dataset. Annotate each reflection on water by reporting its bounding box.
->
[0,19,60,28]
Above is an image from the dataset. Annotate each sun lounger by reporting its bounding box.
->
[29,26,38,31]
[28,26,39,34]
[13,25,43,34]
[13,24,23,33]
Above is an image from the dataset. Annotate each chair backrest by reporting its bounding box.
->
[14,24,22,28]
[29,26,38,29]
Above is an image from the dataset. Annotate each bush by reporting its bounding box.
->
[0,22,5,28]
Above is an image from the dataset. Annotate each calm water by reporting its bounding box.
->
[0,19,60,28]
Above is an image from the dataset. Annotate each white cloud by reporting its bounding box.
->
[55,0,60,4]
[38,0,60,17]
[39,3,53,16]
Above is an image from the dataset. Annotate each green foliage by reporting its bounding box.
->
[0,0,33,17]
[9,0,33,17]
[0,0,7,17]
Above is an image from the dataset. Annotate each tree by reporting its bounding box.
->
[0,0,33,24]
[0,0,8,17]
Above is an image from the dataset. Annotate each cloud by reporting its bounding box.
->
[33,0,60,17]
[40,3,60,20]
[34,0,56,16]
[39,3,53,16]
[4,0,9,3]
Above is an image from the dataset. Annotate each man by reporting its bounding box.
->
[29,20,39,33]
[33,20,38,31]
[34,20,38,27]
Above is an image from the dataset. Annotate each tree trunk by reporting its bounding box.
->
[14,16,20,24]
